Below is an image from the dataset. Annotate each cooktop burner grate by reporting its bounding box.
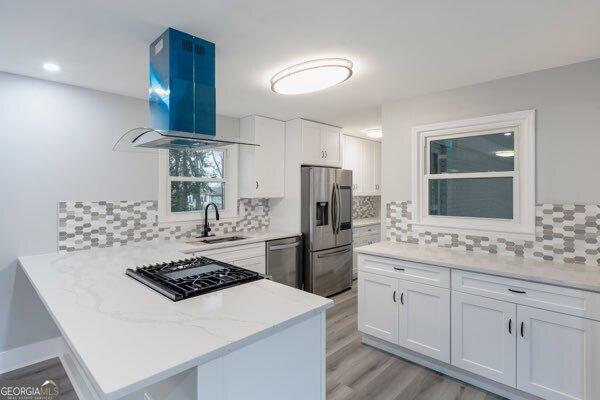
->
[126,257,263,301]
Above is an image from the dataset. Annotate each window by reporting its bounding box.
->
[159,146,238,222]
[412,110,535,237]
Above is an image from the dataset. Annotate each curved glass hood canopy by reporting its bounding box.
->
[115,28,258,152]
[114,127,258,152]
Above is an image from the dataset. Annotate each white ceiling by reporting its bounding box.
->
[1,0,600,135]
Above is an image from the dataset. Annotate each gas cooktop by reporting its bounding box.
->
[126,257,264,301]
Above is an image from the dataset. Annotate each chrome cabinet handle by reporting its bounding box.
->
[324,150,328,158]
[508,318,512,334]
[393,267,405,272]
[400,292,404,305]
[508,288,526,294]
[520,321,525,338]
[256,181,259,189]
[393,290,397,302]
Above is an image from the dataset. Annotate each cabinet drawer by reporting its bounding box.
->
[193,242,265,263]
[358,254,450,289]
[353,224,380,237]
[452,270,600,321]
[231,255,266,275]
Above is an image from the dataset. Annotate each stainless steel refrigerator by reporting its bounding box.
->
[301,166,353,297]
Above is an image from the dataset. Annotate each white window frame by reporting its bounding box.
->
[158,145,239,223]
[411,110,536,239]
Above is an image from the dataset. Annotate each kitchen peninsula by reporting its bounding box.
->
[19,240,332,400]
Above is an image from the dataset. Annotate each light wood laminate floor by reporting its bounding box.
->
[326,284,505,400]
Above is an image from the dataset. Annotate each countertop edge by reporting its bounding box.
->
[103,300,333,400]
[354,245,600,294]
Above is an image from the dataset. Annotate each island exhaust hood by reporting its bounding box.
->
[114,28,257,152]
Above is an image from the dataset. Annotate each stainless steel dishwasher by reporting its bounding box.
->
[266,236,303,289]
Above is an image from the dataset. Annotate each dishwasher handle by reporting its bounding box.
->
[268,241,302,251]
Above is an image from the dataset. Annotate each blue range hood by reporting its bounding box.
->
[115,28,257,151]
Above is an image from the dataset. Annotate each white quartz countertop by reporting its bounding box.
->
[181,230,302,253]
[355,241,600,293]
[19,239,332,399]
[353,218,381,228]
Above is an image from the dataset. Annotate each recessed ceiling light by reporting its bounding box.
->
[364,128,382,138]
[43,62,61,72]
[271,58,353,95]
[495,150,515,157]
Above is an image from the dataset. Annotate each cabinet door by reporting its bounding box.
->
[301,120,323,165]
[517,305,600,400]
[399,281,450,362]
[320,125,341,166]
[361,140,374,194]
[254,117,285,197]
[358,272,399,344]
[232,256,266,275]
[451,291,517,387]
[343,135,363,194]
[373,142,381,194]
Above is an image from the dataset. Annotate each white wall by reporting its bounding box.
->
[381,58,600,207]
[0,72,239,353]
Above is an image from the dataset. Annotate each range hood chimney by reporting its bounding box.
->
[114,28,258,152]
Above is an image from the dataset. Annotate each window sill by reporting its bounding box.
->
[158,212,240,226]
[410,222,536,242]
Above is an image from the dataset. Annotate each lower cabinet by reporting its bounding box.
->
[230,255,266,274]
[516,305,600,400]
[193,242,266,274]
[358,272,399,343]
[400,280,450,362]
[358,271,450,362]
[358,255,600,400]
[451,291,517,387]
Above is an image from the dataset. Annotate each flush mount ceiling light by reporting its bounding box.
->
[271,58,353,95]
[495,150,515,157]
[43,62,61,72]
[364,128,382,138]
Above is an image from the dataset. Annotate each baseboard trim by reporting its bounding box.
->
[362,335,542,400]
[0,337,64,375]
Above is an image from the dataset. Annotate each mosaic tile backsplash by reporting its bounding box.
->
[353,196,378,219]
[58,199,269,252]
[385,201,600,266]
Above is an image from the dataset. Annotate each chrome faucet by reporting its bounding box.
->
[201,202,220,237]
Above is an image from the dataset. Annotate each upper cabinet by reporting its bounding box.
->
[343,135,381,196]
[299,119,342,167]
[239,115,285,198]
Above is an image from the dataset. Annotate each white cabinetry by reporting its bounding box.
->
[373,142,381,195]
[342,135,381,195]
[399,280,450,362]
[352,224,381,277]
[357,255,450,363]
[193,242,266,274]
[358,272,399,343]
[299,119,341,167]
[358,254,600,400]
[451,291,516,386]
[239,115,285,198]
[517,305,600,400]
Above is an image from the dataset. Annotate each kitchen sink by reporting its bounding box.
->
[192,235,249,244]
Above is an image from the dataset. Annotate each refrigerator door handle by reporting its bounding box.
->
[336,183,342,234]
[317,248,351,258]
[269,242,302,251]
[331,183,337,234]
